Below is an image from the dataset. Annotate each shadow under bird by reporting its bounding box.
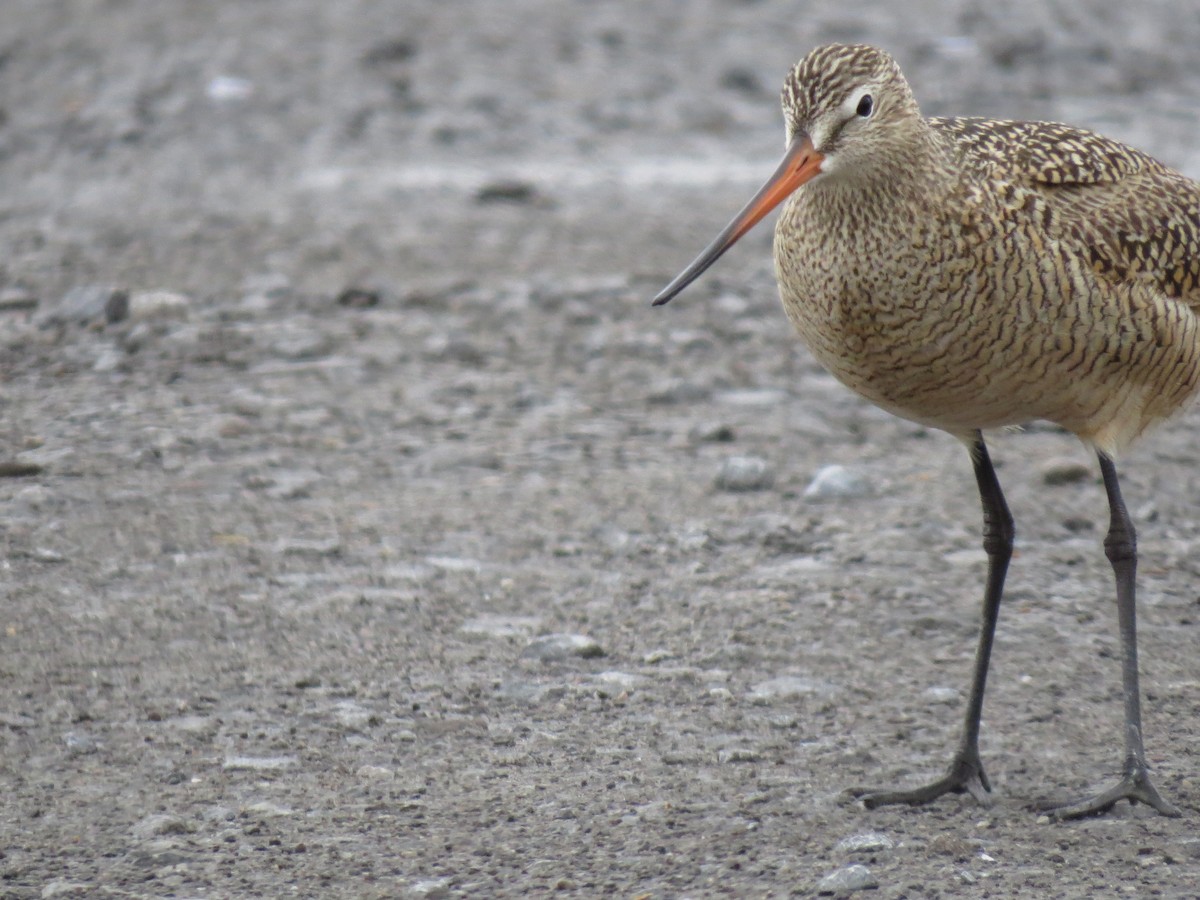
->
[653,43,1200,820]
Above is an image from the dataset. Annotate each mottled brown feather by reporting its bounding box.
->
[932,116,1200,306]
[770,44,1200,454]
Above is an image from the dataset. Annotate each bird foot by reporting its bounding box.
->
[848,749,992,809]
[1036,759,1181,821]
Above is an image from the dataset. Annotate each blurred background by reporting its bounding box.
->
[5,0,1200,301]
[3,2,1200,895]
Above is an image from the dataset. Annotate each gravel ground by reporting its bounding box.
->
[3,1,1200,897]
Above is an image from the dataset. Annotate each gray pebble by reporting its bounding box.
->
[38,284,128,327]
[714,388,790,408]
[409,878,453,898]
[92,346,124,372]
[0,286,38,311]
[520,633,605,662]
[132,813,189,840]
[336,286,381,308]
[834,832,895,854]
[497,681,556,704]
[804,464,871,500]
[223,755,297,771]
[357,764,395,781]
[716,455,774,491]
[817,863,878,894]
[460,615,543,638]
[923,685,960,703]
[592,670,642,690]
[170,715,217,736]
[242,800,294,817]
[1040,457,1092,485]
[647,379,711,405]
[261,469,322,500]
[62,731,99,755]
[272,537,342,557]
[749,675,836,702]
[476,179,538,204]
[269,327,334,360]
[718,748,761,763]
[128,290,190,321]
[40,881,92,898]
[689,422,736,443]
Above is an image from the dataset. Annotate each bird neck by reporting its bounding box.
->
[805,121,952,222]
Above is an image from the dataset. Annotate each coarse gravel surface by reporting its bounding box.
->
[3,1,1200,897]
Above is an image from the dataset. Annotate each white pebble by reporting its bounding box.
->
[804,464,871,500]
[716,455,774,491]
[817,863,878,893]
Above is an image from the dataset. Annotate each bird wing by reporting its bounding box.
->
[931,116,1200,307]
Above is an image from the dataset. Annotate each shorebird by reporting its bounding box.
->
[653,43,1200,819]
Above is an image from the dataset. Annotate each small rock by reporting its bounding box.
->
[27,547,66,563]
[336,286,381,308]
[715,388,790,408]
[272,537,341,557]
[520,633,605,662]
[928,833,977,858]
[804,464,871,500]
[357,764,395,781]
[0,461,43,478]
[592,671,641,690]
[170,715,217,736]
[128,290,190,321]
[835,832,895,854]
[426,556,482,573]
[475,179,537,204]
[749,675,836,702]
[269,327,334,360]
[215,415,254,438]
[409,878,453,898]
[817,864,877,894]
[207,74,253,101]
[690,422,736,443]
[92,346,124,372]
[718,748,761,763]
[259,469,321,500]
[0,286,38,311]
[41,881,91,898]
[497,681,555,704]
[132,814,189,840]
[38,284,127,327]
[223,755,297,771]
[334,701,376,729]
[460,615,542,638]
[923,685,960,703]
[1040,457,1091,486]
[362,36,418,66]
[647,379,711,405]
[716,455,774,491]
[242,801,294,817]
[62,731,99,755]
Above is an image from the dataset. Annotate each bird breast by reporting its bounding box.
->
[772,179,1200,451]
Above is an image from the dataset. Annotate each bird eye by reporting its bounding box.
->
[856,94,874,118]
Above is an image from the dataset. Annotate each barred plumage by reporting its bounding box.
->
[653,42,1199,820]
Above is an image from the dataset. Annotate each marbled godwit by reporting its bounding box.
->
[653,43,1200,819]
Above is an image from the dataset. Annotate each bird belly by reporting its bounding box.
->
[775,247,1200,452]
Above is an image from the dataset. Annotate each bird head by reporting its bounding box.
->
[652,44,918,307]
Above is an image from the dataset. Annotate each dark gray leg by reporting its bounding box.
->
[1041,453,1180,820]
[853,433,1011,808]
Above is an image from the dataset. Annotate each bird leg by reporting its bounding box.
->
[1038,454,1181,820]
[851,434,1010,810]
